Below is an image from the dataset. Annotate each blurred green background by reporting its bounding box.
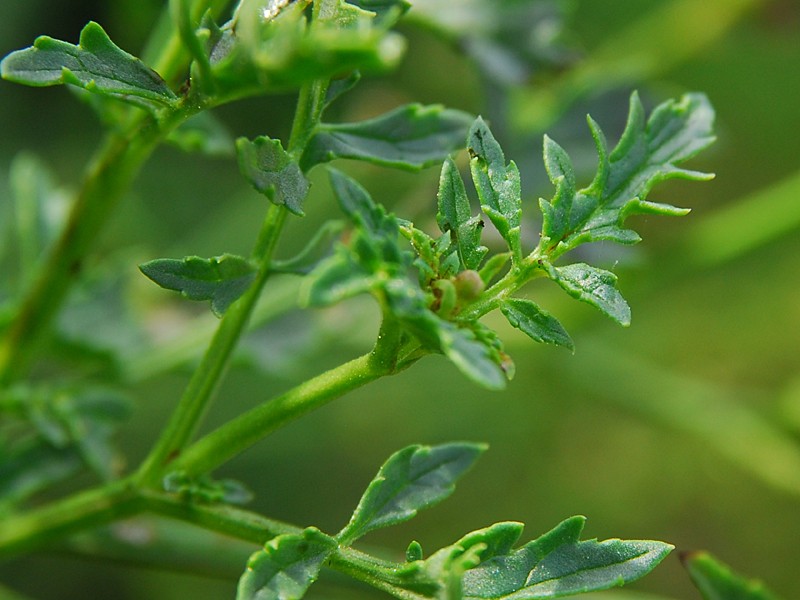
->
[1,0,799,599]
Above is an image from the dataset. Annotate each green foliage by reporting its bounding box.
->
[1,2,767,600]
[0,22,176,108]
[236,527,337,600]
[682,552,782,600]
[139,254,257,317]
[337,443,486,545]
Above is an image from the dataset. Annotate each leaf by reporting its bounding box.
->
[337,443,486,545]
[167,112,235,156]
[500,298,574,351]
[301,104,474,171]
[550,263,631,326]
[272,221,346,275]
[236,136,310,216]
[1,22,176,106]
[163,471,254,505]
[303,251,376,307]
[457,516,673,599]
[538,92,715,256]
[139,254,257,317]
[347,0,411,25]
[236,527,337,600]
[437,158,488,270]
[324,71,362,112]
[467,117,523,259]
[681,551,782,600]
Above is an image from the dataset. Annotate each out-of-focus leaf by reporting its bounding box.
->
[167,112,235,156]
[337,443,486,545]
[272,221,345,275]
[0,22,176,106]
[139,254,257,317]
[163,471,253,505]
[682,551,782,600]
[236,136,310,216]
[236,527,337,600]
[301,104,474,171]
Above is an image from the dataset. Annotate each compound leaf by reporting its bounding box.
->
[682,551,782,600]
[301,104,474,171]
[337,443,486,545]
[549,263,630,326]
[139,254,257,317]
[1,22,175,106]
[237,136,310,216]
[500,298,573,351]
[457,516,673,599]
[236,527,337,600]
[437,158,488,270]
[468,117,522,260]
[539,92,714,255]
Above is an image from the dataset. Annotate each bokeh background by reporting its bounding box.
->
[1,0,799,598]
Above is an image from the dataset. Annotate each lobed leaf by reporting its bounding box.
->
[458,516,673,599]
[681,551,782,600]
[500,298,574,351]
[437,158,488,271]
[236,527,337,600]
[301,104,474,171]
[538,92,715,255]
[236,136,310,216]
[549,263,631,326]
[0,22,175,106]
[467,117,523,260]
[139,254,257,317]
[337,443,486,545]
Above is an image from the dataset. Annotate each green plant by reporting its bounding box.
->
[0,1,778,599]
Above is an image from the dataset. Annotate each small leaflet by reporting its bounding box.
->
[550,263,631,326]
[500,298,574,351]
[1,22,175,106]
[467,117,523,260]
[337,443,486,545]
[437,157,488,271]
[236,528,337,600]
[139,254,257,317]
[236,136,310,216]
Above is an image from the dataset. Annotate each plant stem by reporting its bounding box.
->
[135,205,288,486]
[170,351,389,476]
[136,63,332,486]
[0,479,141,559]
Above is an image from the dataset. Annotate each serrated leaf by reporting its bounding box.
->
[139,254,257,317]
[539,92,715,255]
[1,22,175,106]
[500,298,574,351]
[550,263,631,326]
[467,117,523,259]
[437,158,488,270]
[682,551,782,600]
[458,516,673,599]
[236,527,337,600]
[237,136,310,216]
[301,104,474,171]
[337,443,486,545]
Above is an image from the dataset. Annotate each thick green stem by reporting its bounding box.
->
[170,351,389,477]
[135,205,288,486]
[0,479,141,559]
[136,64,332,485]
